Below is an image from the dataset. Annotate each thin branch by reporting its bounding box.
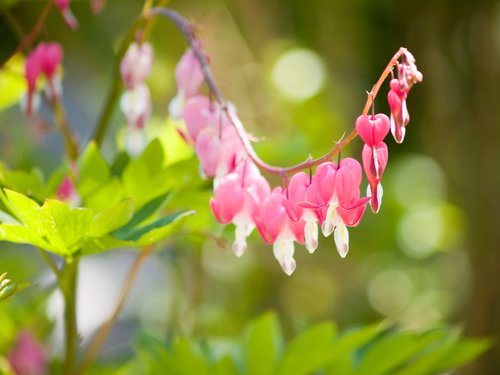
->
[49,98,79,160]
[148,7,406,177]
[0,0,54,68]
[76,245,155,375]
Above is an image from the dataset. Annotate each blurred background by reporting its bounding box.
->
[0,0,499,373]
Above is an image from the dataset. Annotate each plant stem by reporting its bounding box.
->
[0,0,54,68]
[49,98,79,160]
[36,248,62,280]
[76,246,155,375]
[148,7,406,177]
[62,257,79,375]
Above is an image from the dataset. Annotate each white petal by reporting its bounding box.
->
[125,127,147,156]
[273,239,296,276]
[334,224,349,258]
[168,92,185,121]
[376,183,383,213]
[232,223,253,257]
[321,203,337,237]
[373,147,380,178]
[304,218,318,253]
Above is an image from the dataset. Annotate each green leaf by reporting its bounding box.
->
[434,339,490,372]
[244,312,283,375]
[89,199,134,237]
[0,224,51,250]
[77,142,111,198]
[0,54,26,111]
[39,200,93,256]
[133,210,195,246]
[394,328,461,375]
[3,189,44,236]
[278,322,337,375]
[112,193,170,240]
[211,355,238,375]
[170,337,210,375]
[0,167,44,201]
[0,273,30,303]
[356,329,447,375]
[122,139,172,208]
[84,178,123,212]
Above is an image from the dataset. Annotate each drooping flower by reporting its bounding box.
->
[120,83,151,156]
[313,159,368,257]
[182,95,229,143]
[8,331,47,375]
[355,114,390,147]
[168,48,205,120]
[255,187,305,275]
[284,172,324,253]
[22,42,64,116]
[362,142,388,214]
[120,42,153,89]
[195,122,244,180]
[387,49,423,143]
[210,161,270,257]
[55,0,78,30]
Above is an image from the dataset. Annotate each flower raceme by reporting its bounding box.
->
[169,45,422,275]
[120,42,154,156]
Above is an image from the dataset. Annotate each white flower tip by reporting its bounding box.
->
[168,93,184,121]
[281,258,296,276]
[334,225,349,259]
[232,241,246,257]
[304,220,318,253]
[321,221,334,237]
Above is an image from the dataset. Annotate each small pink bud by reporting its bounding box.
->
[120,42,153,89]
[91,0,106,14]
[8,331,47,375]
[55,0,78,29]
[57,176,81,207]
[387,85,410,144]
[175,48,204,98]
[182,96,223,143]
[355,113,390,147]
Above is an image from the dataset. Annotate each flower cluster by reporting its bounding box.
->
[169,48,421,275]
[22,42,64,117]
[387,49,423,143]
[119,42,154,156]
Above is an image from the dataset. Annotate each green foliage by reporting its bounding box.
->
[123,313,489,375]
[0,272,29,303]
[0,139,197,257]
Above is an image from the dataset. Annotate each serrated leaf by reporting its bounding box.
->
[39,200,93,255]
[89,199,134,237]
[278,322,337,375]
[0,224,51,250]
[77,142,111,198]
[0,168,44,200]
[3,189,44,236]
[244,312,283,375]
[84,178,123,212]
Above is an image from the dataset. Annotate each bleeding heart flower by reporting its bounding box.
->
[210,161,270,257]
[355,113,390,147]
[255,187,305,275]
[362,142,388,213]
[120,42,153,89]
[8,331,47,375]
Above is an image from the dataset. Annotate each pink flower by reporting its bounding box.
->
[182,96,228,143]
[169,48,205,120]
[120,83,151,156]
[387,49,423,143]
[210,161,270,256]
[195,124,244,180]
[355,114,390,147]
[387,80,410,143]
[56,176,81,207]
[120,42,153,89]
[314,159,368,258]
[22,42,64,116]
[285,172,324,253]
[91,0,106,14]
[255,187,305,275]
[362,142,388,214]
[55,0,78,30]
[8,331,47,375]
